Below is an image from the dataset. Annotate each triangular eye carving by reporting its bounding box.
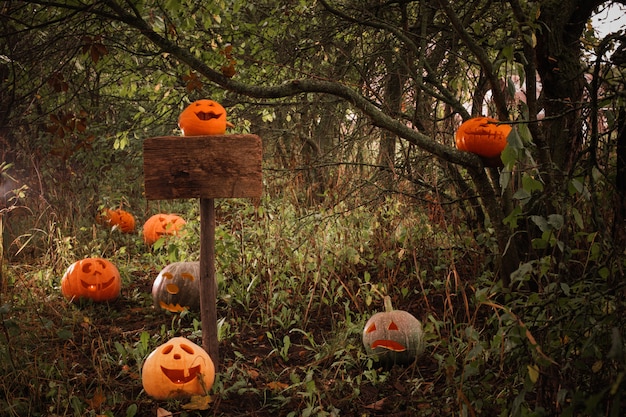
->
[366,323,377,333]
[388,321,399,331]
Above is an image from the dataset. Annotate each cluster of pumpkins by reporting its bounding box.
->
[61,214,209,399]
[57,100,443,402]
[57,100,237,400]
[62,260,427,399]
[96,208,186,245]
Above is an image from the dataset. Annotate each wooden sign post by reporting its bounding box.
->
[143,134,262,367]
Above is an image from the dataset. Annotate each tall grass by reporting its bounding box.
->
[1,174,625,416]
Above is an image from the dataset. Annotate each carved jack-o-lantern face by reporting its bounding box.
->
[455,116,512,159]
[152,262,200,312]
[141,337,215,400]
[143,213,186,246]
[61,258,121,302]
[178,99,231,136]
[362,297,425,365]
[99,208,136,233]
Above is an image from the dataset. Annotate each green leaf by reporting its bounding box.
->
[125,403,138,417]
[500,145,517,169]
[522,173,544,192]
[502,44,514,62]
[504,206,522,228]
[165,0,181,13]
[517,123,533,145]
[530,215,549,232]
[500,168,512,195]
[572,207,584,229]
[512,188,532,205]
[527,364,539,384]
[599,267,609,279]
[57,328,73,340]
[114,341,126,356]
[140,330,150,354]
[547,214,564,230]
[507,127,524,150]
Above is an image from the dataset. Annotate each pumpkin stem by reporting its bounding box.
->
[383,295,394,312]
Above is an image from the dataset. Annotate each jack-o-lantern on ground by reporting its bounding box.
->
[98,208,136,233]
[142,337,215,400]
[143,213,186,246]
[61,258,121,302]
[152,262,200,313]
[178,99,234,136]
[362,296,425,365]
[455,116,512,167]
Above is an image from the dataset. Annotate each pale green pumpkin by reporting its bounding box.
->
[362,296,425,365]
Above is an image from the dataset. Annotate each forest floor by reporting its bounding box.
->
[1,258,455,417]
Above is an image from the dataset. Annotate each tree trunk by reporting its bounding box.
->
[377,57,403,190]
[535,0,604,174]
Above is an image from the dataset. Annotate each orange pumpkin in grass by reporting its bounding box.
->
[99,208,136,233]
[142,337,215,400]
[455,117,512,158]
[143,213,186,245]
[61,258,121,302]
[178,99,233,136]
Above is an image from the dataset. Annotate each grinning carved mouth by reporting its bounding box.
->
[161,365,201,384]
[81,276,116,292]
[195,111,221,121]
[371,340,407,352]
[159,301,188,312]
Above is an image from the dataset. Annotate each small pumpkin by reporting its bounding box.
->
[142,337,215,400]
[455,116,512,159]
[99,208,136,233]
[178,99,234,136]
[61,258,121,302]
[152,262,200,313]
[143,213,186,245]
[362,296,425,365]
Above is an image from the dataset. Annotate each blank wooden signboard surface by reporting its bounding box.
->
[143,135,262,200]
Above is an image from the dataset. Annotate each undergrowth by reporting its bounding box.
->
[1,192,625,416]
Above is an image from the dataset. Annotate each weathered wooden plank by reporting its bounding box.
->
[143,135,262,200]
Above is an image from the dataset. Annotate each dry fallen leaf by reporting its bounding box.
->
[182,394,212,410]
[266,381,289,391]
[156,407,173,417]
[365,397,387,410]
[246,368,260,379]
[86,388,106,409]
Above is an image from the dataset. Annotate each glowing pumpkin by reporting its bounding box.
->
[152,262,200,313]
[61,258,121,302]
[178,99,233,136]
[455,117,512,159]
[143,213,186,246]
[142,337,215,400]
[99,208,136,233]
[362,296,425,365]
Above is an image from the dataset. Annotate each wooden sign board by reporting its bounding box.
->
[143,135,262,200]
